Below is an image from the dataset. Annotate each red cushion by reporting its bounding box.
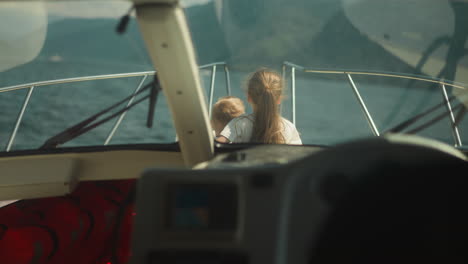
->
[0,203,41,226]
[0,179,136,264]
[0,226,55,264]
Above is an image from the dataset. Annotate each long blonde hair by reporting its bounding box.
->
[247,68,285,144]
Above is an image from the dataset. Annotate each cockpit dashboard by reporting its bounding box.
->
[131,136,467,264]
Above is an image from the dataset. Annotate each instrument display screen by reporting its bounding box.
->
[166,183,238,231]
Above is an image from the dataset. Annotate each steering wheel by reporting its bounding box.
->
[277,135,466,264]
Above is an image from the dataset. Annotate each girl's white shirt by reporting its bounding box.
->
[220,114,302,144]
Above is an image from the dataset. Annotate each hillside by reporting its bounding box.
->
[0,0,428,86]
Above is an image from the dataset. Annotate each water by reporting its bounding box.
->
[1,63,467,152]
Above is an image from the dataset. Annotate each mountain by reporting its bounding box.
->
[0,0,428,84]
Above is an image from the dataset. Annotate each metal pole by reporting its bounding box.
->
[6,86,35,151]
[346,74,380,136]
[282,64,286,83]
[208,65,217,117]
[280,64,286,115]
[104,75,148,145]
[291,67,296,125]
[440,83,462,146]
[224,65,231,95]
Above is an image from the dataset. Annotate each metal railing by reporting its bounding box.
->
[199,62,232,116]
[282,61,466,146]
[1,62,231,151]
[3,60,464,150]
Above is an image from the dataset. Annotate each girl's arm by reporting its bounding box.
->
[216,136,230,143]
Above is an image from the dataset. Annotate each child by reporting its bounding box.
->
[217,68,302,144]
[211,96,245,137]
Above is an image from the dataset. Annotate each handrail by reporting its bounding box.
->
[283,61,467,146]
[1,62,231,151]
[0,62,232,94]
[0,71,157,94]
[305,69,468,90]
[283,61,467,90]
[198,61,229,69]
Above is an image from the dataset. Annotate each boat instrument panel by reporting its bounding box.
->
[130,138,466,264]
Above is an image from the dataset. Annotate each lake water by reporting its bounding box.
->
[1,66,466,151]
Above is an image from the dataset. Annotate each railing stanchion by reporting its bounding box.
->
[291,67,296,125]
[208,65,217,117]
[282,64,286,83]
[224,65,231,95]
[440,83,462,146]
[280,64,286,115]
[104,75,149,145]
[346,74,380,136]
[6,86,35,151]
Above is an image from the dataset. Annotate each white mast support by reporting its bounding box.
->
[135,2,214,166]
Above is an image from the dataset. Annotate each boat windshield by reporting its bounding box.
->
[0,0,174,151]
[190,0,468,147]
[1,0,467,151]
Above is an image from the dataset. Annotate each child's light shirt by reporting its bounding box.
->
[220,114,302,144]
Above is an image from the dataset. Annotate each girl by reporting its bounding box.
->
[216,68,302,144]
